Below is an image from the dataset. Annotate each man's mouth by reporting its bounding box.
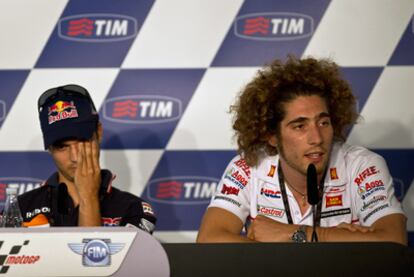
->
[305,152,324,163]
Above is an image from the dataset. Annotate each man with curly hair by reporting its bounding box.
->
[197,56,407,245]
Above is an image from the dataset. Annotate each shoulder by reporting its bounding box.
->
[18,173,57,204]
[342,143,383,160]
[108,187,144,203]
[226,155,252,178]
[254,155,279,180]
[225,154,278,177]
[17,185,50,215]
[18,185,49,202]
[332,142,386,170]
[108,187,155,213]
[106,184,156,223]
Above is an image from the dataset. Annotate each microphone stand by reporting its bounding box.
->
[307,164,319,242]
[311,204,318,242]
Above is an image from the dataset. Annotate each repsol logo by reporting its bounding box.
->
[234,12,314,41]
[0,177,42,201]
[58,13,138,42]
[103,95,182,124]
[146,176,219,205]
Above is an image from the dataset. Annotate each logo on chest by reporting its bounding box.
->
[260,188,281,199]
[257,205,285,218]
[325,195,343,208]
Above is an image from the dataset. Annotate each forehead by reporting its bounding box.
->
[282,95,328,121]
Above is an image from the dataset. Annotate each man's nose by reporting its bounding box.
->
[69,144,78,162]
[308,124,323,145]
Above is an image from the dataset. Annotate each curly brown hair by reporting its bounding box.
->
[231,55,358,167]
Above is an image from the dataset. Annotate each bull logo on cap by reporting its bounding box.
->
[48,100,79,124]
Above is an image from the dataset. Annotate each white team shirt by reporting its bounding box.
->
[209,142,405,227]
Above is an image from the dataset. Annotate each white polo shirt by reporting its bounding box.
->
[209,142,405,227]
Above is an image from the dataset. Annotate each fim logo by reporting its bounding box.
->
[68,239,124,267]
[103,95,182,124]
[234,12,314,41]
[147,176,219,205]
[58,13,138,42]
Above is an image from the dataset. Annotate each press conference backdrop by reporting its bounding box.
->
[0,0,413,245]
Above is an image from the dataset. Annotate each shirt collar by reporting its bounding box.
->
[45,169,114,196]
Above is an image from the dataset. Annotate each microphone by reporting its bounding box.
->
[307,163,319,205]
[57,183,69,215]
[307,164,319,242]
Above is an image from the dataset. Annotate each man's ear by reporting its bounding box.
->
[97,122,103,143]
[268,135,278,147]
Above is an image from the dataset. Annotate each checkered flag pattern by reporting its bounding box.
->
[0,0,413,244]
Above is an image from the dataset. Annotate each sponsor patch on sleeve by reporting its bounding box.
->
[354,166,379,186]
[234,158,251,177]
[221,184,240,196]
[224,168,248,189]
[142,201,155,216]
[213,195,241,207]
[101,217,122,226]
[362,204,389,223]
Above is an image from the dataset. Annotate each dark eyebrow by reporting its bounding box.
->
[51,141,68,148]
[287,117,307,126]
[319,112,331,119]
[286,112,331,126]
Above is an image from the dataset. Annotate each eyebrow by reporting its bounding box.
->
[286,112,331,126]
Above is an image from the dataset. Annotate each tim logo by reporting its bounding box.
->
[0,100,6,122]
[103,95,182,124]
[0,177,42,202]
[58,13,138,42]
[68,239,124,267]
[234,12,314,41]
[147,176,219,205]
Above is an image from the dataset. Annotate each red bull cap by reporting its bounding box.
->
[38,84,99,149]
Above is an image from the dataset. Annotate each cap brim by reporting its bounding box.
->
[43,120,97,149]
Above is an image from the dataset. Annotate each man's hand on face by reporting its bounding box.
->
[74,139,101,201]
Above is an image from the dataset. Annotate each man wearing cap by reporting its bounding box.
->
[17,84,156,232]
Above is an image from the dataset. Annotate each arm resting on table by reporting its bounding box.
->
[197,207,253,243]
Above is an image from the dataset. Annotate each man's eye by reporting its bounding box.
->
[54,145,67,151]
[293,124,304,130]
[320,120,331,126]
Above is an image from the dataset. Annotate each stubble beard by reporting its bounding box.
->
[276,142,330,177]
